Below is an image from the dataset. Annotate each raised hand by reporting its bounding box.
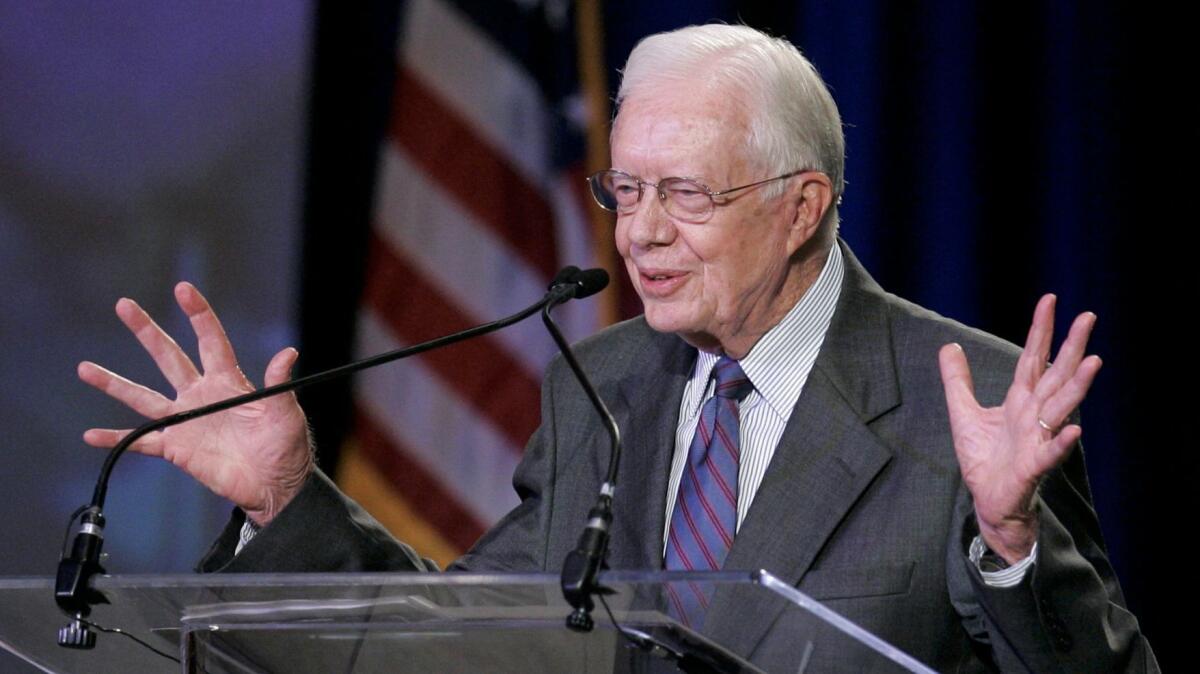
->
[78,282,313,525]
[938,294,1102,564]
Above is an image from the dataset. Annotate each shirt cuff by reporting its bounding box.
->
[234,518,261,556]
[969,535,1038,588]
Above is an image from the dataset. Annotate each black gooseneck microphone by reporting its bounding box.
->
[545,275,748,674]
[538,267,623,633]
[55,266,605,649]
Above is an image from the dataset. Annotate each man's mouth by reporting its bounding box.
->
[639,267,683,279]
[637,269,688,296]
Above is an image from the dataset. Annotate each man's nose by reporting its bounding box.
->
[624,190,675,249]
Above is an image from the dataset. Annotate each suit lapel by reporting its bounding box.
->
[704,241,904,653]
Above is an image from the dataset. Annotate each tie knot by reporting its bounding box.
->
[712,357,753,401]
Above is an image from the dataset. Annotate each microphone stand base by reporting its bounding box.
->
[566,607,595,633]
[57,617,97,650]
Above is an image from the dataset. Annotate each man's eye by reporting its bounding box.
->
[669,186,709,204]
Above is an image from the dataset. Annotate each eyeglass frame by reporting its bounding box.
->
[586,168,810,223]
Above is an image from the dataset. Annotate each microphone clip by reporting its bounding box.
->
[560,490,615,632]
[55,507,108,649]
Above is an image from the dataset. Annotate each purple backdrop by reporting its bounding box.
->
[0,2,312,583]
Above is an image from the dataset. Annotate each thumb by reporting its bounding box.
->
[938,343,978,425]
[264,347,299,388]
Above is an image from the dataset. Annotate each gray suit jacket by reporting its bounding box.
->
[201,242,1155,672]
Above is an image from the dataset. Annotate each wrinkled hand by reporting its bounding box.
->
[78,282,313,526]
[939,294,1101,564]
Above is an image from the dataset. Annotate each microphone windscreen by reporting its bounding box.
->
[550,265,582,289]
[573,268,610,299]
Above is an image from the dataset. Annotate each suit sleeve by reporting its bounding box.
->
[946,438,1160,673]
[196,468,437,573]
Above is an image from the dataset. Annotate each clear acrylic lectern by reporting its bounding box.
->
[0,571,935,673]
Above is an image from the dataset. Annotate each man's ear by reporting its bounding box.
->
[786,172,834,254]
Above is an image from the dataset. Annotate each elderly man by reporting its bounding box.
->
[80,24,1154,672]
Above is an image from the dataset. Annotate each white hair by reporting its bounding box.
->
[616,24,845,218]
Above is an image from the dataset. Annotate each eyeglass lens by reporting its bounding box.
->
[590,171,714,221]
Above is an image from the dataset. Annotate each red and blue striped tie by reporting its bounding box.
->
[664,356,753,627]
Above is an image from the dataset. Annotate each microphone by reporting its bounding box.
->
[543,273,739,671]
[55,266,607,648]
[537,269,622,633]
[547,265,610,301]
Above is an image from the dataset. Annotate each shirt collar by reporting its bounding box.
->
[685,244,845,420]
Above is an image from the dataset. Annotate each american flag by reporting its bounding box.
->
[337,0,615,566]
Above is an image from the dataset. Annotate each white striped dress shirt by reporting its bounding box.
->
[663,244,845,549]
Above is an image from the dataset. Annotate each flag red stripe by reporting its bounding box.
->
[355,407,487,552]
[362,230,542,451]
[390,66,559,280]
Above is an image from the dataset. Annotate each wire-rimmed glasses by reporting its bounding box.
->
[586,169,805,223]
